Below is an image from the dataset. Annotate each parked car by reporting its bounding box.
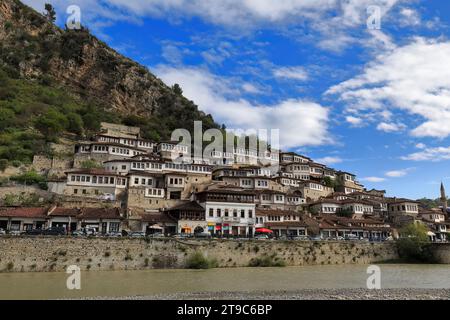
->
[173,233,193,239]
[85,228,98,236]
[129,232,146,238]
[99,193,115,201]
[106,232,122,238]
[0,228,6,235]
[42,227,66,236]
[309,235,322,241]
[194,232,211,239]
[291,235,309,241]
[149,233,165,238]
[345,234,359,241]
[71,230,85,237]
[254,234,269,240]
[25,229,44,236]
[9,230,24,236]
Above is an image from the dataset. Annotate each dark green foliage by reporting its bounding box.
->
[185,252,218,269]
[397,223,434,263]
[324,177,337,189]
[44,3,56,23]
[248,255,286,267]
[417,198,446,209]
[10,170,45,185]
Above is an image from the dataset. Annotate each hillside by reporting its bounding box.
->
[0,0,219,164]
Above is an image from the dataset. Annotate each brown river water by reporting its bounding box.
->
[0,264,448,300]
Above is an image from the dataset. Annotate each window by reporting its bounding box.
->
[225,209,229,217]
[74,189,78,194]
[217,209,221,216]
[109,223,120,233]
[209,208,214,217]
[135,178,139,185]
[233,210,238,218]
[241,210,245,218]
[248,210,253,218]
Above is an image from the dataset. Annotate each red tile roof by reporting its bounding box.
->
[0,207,49,218]
[79,208,123,220]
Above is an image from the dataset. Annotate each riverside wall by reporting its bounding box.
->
[0,237,404,273]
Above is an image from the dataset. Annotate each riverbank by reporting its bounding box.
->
[102,289,450,300]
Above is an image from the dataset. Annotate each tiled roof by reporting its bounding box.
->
[167,201,205,212]
[0,207,48,218]
[48,207,80,217]
[78,208,123,220]
[141,212,177,224]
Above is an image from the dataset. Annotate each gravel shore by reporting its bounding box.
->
[93,289,450,300]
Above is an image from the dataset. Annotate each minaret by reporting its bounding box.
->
[440,182,448,212]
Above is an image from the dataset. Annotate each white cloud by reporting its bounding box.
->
[242,83,263,94]
[315,156,343,166]
[376,122,406,132]
[153,65,331,149]
[360,177,386,183]
[328,38,450,139]
[23,0,406,50]
[415,143,426,149]
[273,66,308,81]
[399,7,421,26]
[401,146,450,162]
[345,116,363,127]
[385,168,413,177]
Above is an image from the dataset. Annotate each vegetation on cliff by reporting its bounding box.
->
[0,0,220,165]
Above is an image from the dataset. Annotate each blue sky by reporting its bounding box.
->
[24,0,450,199]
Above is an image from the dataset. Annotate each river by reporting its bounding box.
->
[0,264,449,300]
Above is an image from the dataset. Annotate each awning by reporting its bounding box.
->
[256,228,274,234]
[427,231,436,236]
[150,224,164,230]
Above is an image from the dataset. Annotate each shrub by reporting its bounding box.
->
[10,170,45,186]
[248,255,286,267]
[185,252,218,269]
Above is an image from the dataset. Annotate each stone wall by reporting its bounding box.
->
[431,243,450,264]
[0,237,401,273]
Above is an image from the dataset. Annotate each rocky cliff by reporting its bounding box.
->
[0,0,218,129]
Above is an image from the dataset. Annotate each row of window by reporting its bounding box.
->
[390,204,418,212]
[70,175,127,186]
[206,194,254,202]
[208,208,254,219]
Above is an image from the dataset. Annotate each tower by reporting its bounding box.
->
[440,182,448,212]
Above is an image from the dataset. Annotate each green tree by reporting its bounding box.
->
[172,84,183,95]
[34,109,67,140]
[66,112,84,136]
[324,176,337,189]
[44,3,56,23]
[397,223,433,263]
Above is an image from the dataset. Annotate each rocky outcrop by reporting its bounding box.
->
[0,0,214,122]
